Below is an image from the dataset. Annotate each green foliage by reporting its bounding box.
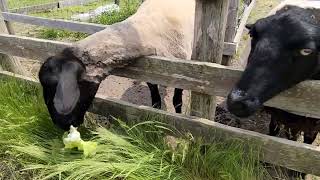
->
[33,0,113,20]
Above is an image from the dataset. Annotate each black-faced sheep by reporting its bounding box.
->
[39,0,195,130]
[227,0,320,144]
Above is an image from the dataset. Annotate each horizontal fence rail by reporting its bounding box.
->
[1,70,320,176]
[59,0,100,8]
[9,2,59,14]
[1,13,237,56]
[2,12,107,34]
[0,34,319,118]
[9,0,100,14]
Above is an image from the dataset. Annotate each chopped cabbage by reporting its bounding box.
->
[63,126,97,157]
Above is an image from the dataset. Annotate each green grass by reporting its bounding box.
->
[92,0,141,25]
[33,0,113,20]
[0,78,277,180]
[247,0,281,24]
[37,28,88,41]
[7,0,58,9]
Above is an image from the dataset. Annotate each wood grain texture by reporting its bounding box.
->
[223,42,237,56]
[0,34,319,117]
[222,0,239,65]
[2,12,106,34]
[0,0,14,34]
[1,70,320,176]
[233,0,256,45]
[190,0,230,120]
[0,7,32,76]
[0,34,71,60]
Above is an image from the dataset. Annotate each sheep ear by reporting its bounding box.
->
[53,72,80,115]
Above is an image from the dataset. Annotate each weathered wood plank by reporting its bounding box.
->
[222,0,239,65]
[9,2,59,14]
[1,69,320,176]
[233,0,256,46]
[0,34,319,117]
[0,4,31,76]
[114,56,320,118]
[0,0,14,34]
[0,34,71,60]
[2,12,106,34]
[58,0,99,8]
[0,70,38,83]
[223,42,236,56]
[190,0,230,120]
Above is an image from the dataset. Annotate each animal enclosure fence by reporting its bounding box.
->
[0,0,320,177]
[0,0,246,56]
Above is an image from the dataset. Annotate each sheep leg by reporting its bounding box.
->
[285,127,299,142]
[147,82,161,109]
[173,88,183,113]
[304,131,317,144]
[269,114,280,136]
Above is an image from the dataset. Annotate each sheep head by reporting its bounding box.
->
[39,48,102,131]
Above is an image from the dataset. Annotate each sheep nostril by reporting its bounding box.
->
[227,89,261,117]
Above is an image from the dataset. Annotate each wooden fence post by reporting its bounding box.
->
[0,0,14,34]
[0,0,30,76]
[222,0,238,66]
[190,0,230,120]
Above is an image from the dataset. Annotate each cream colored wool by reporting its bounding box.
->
[69,0,195,78]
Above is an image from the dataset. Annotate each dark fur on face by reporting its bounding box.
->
[227,6,320,117]
[39,48,101,131]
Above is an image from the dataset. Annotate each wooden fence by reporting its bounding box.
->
[0,0,248,57]
[1,33,320,175]
[0,0,320,177]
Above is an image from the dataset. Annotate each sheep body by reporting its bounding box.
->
[70,0,195,78]
[268,0,320,16]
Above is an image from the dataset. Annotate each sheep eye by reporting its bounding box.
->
[300,49,313,56]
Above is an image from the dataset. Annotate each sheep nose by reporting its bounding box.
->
[227,89,261,117]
